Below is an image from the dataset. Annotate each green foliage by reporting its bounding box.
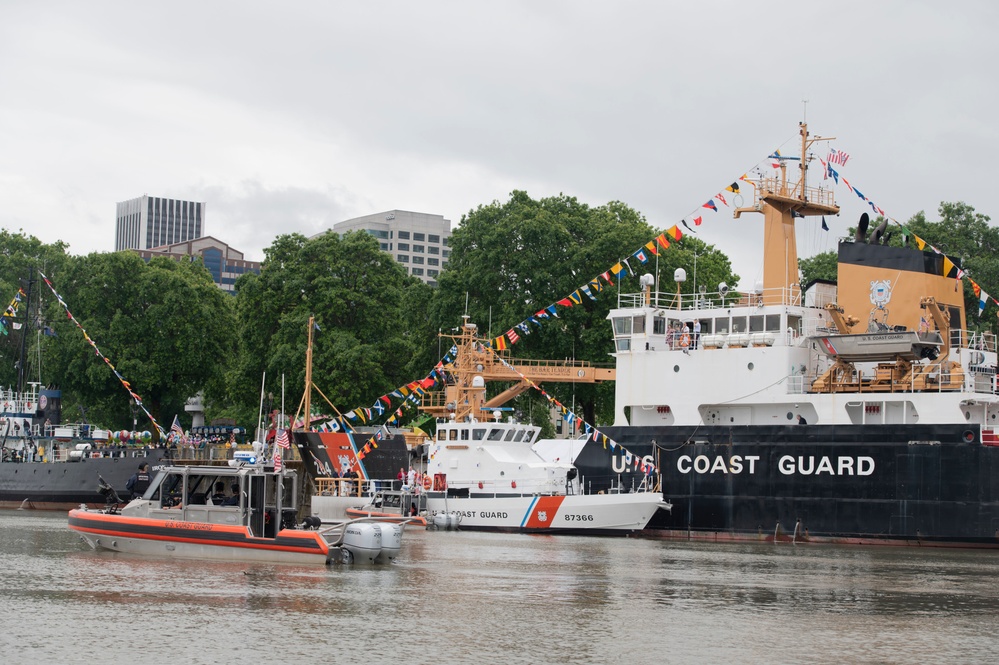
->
[223,230,434,428]
[39,252,236,431]
[430,191,739,426]
[0,231,71,388]
[799,251,838,287]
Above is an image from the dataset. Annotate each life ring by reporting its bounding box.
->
[679,333,690,349]
[423,476,432,490]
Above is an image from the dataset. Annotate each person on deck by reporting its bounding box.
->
[125,463,152,499]
[223,483,241,506]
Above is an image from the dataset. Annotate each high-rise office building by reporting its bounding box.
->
[115,195,205,251]
[328,210,451,286]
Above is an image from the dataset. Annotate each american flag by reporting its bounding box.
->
[273,451,283,472]
[276,428,290,449]
[827,149,850,166]
[170,415,183,437]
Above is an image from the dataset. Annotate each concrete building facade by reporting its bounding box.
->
[330,210,451,286]
[115,195,205,252]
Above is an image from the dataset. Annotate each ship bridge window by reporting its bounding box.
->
[523,430,537,443]
[632,315,646,334]
[750,315,764,332]
[513,430,525,442]
[487,429,504,441]
[616,339,631,352]
[732,317,748,333]
[714,317,730,334]
[449,430,459,440]
[504,429,517,442]
[613,317,632,336]
[653,316,666,335]
[699,319,713,334]
[460,429,469,440]
[766,314,781,332]
[472,428,486,440]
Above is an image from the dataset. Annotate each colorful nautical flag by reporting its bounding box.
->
[644,240,658,256]
[703,200,718,212]
[506,329,520,344]
[827,149,850,166]
[655,233,670,251]
[632,248,649,264]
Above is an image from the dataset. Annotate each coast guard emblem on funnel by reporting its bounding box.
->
[870,279,892,307]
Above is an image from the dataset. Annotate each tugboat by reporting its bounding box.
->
[568,123,999,546]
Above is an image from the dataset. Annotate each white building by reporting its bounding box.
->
[115,195,205,252]
[329,210,451,286]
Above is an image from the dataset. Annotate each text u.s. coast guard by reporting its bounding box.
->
[675,454,875,476]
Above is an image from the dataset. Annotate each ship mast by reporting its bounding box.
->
[16,267,35,395]
[734,123,840,305]
[302,315,315,430]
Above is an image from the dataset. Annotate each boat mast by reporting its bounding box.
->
[16,267,35,395]
[734,123,840,305]
[303,316,314,430]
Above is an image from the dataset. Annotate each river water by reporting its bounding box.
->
[1,509,997,665]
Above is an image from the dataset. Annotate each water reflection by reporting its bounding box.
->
[1,510,997,664]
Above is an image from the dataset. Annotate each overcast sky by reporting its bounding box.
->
[2,1,996,290]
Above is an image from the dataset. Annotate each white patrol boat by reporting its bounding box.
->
[421,323,670,534]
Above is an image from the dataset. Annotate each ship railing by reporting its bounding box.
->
[317,476,407,496]
[960,330,997,353]
[616,285,807,311]
[577,473,661,495]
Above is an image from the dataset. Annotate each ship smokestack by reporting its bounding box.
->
[854,213,869,243]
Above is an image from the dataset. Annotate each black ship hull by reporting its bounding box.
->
[0,450,173,510]
[572,424,999,547]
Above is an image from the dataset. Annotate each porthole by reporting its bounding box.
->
[786,412,794,420]
[673,365,680,373]
[747,362,755,370]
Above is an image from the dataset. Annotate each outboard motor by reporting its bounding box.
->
[374,523,403,563]
[341,522,382,564]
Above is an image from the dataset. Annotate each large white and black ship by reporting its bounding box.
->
[569,124,999,546]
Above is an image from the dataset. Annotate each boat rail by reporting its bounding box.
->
[615,286,805,310]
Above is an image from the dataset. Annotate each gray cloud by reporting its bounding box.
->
[2,1,998,285]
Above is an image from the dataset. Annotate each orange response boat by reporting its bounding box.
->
[68,462,411,565]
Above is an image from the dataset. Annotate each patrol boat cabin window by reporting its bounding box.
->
[487,428,504,441]
[613,317,632,336]
[750,315,764,333]
[714,317,730,334]
[766,314,781,332]
[653,316,667,335]
[473,428,486,440]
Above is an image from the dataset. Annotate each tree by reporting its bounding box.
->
[41,252,236,433]
[430,191,739,427]
[799,251,838,287]
[0,231,71,389]
[224,230,434,429]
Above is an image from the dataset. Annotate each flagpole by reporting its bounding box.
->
[304,316,314,431]
[281,373,285,459]
[256,370,266,444]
